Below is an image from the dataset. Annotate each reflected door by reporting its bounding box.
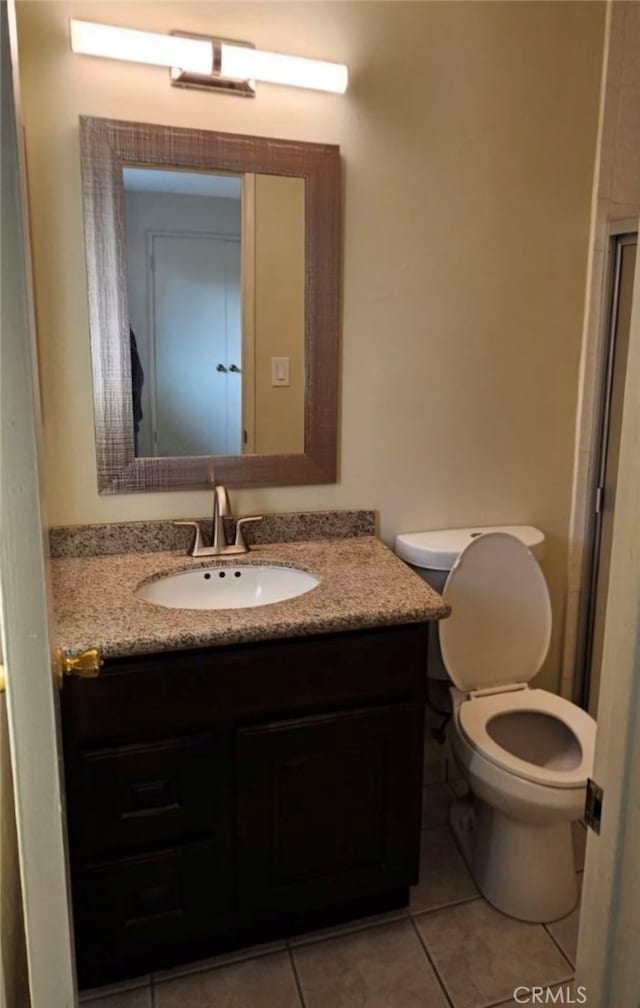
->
[151,233,241,456]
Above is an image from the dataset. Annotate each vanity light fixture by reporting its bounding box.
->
[69,20,348,95]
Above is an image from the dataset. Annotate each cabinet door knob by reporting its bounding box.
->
[216,363,228,373]
[229,364,241,373]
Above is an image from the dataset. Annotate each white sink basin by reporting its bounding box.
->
[136,564,319,611]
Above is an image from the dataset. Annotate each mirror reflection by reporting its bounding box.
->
[123,166,305,458]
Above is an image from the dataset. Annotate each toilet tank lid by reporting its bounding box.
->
[394,525,545,571]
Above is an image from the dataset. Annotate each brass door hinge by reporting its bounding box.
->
[54,647,102,689]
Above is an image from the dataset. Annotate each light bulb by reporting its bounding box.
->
[221,43,348,94]
[70,20,213,76]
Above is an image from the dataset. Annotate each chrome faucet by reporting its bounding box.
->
[174,480,262,557]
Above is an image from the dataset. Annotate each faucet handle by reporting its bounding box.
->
[234,516,263,549]
[173,520,204,556]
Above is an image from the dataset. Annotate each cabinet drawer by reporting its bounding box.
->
[62,625,428,742]
[74,840,231,986]
[70,733,223,856]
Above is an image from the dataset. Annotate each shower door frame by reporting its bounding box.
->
[575,207,640,1007]
[575,222,638,714]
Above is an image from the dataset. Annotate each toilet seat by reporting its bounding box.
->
[458,687,596,789]
[440,532,595,790]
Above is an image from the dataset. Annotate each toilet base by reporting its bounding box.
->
[451,797,578,923]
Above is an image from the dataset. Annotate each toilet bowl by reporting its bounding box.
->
[450,686,595,921]
[395,527,596,923]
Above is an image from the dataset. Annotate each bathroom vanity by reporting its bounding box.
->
[52,524,448,987]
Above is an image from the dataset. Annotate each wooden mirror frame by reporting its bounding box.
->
[79,116,340,493]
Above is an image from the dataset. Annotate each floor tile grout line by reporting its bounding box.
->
[543,923,577,973]
[150,943,289,985]
[79,978,153,1004]
[285,910,410,951]
[149,910,415,990]
[409,893,483,918]
[408,913,456,1008]
[288,946,307,1008]
[419,812,482,908]
[410,883,574,1008]
[445,817,483,902]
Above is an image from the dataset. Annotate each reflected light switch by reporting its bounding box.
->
[271,357,290,387]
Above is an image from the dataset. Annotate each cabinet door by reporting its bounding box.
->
[236,703,423,924]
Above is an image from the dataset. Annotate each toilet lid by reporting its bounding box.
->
[439,532,552,693]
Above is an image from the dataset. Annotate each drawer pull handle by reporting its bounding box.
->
[129,883,181,922]
[129,779,174,811]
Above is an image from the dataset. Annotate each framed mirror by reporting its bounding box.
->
[79,116,340,493]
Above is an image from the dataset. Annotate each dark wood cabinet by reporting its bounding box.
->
[236,703,422,923]
[75,840,231,977]
[72,732,225,855]
[61,623,428,988]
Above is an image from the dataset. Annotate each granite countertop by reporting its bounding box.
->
[51,536,450,660]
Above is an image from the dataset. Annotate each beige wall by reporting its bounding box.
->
[253,174,305,455]
[15,1,604,691]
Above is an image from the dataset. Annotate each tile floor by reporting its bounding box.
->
[82,775,585,1008]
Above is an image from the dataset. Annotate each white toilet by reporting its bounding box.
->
[395,526,596,923]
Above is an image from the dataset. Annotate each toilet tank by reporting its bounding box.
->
[394,524,546,680]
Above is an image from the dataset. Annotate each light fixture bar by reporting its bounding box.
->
[221,43,348,94]
[70,20,348,96]
[170,32,256,98]
[70,20,213,76]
